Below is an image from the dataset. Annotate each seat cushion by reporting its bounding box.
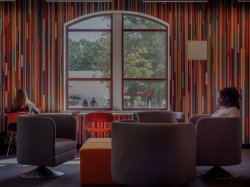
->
[55,138,76,155]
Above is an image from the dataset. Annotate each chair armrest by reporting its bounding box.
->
[188,114,211,125]
[17,116,55,166]
[38,114,76,140]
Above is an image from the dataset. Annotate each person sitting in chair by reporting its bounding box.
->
[212,86,241,118]
[9,89,40,132]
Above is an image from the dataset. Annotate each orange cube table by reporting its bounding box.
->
[80,138,115,185]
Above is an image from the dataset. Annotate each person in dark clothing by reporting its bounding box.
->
[90,97,98,107]
[82,99,88,108]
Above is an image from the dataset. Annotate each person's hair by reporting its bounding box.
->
[12,89,32,111]
[219,87,241,110]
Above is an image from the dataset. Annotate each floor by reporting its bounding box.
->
[0,149,250,187]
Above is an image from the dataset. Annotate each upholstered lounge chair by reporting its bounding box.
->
[189,115,242,179]
[17,114,76,178]
[111,121,196,186]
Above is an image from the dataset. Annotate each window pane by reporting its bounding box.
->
[124,15,165,29]
[68,81,111,109]
[68,15,111,29]
[68,32,111,78]
[124,32,166,78]
[123,80,166,109]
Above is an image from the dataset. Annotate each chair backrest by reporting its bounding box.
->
[7,112,29,124]
[85,112,114,139]
[111,121,196,186]
[135,111,185,123]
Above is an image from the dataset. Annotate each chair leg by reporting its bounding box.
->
[198,166,240,179]
[19,166,64,178]
[6,134,13,156]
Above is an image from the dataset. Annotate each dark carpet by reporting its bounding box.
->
[0,149,250,187]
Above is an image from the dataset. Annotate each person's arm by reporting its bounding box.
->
[30,103,40,114]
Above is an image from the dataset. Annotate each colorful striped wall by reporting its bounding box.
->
[0,0,250,143]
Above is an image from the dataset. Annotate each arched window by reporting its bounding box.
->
[65,11,169,110]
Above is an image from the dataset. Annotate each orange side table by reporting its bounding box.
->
[80,138,115,185]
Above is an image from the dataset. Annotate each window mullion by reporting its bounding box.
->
[112,13,122,110]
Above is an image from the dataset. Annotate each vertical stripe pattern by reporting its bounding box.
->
[0,0,250,143]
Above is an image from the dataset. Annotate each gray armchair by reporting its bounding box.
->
[17,114,76,178]
[134,110,185,123]
[189,115,242,179]
[111,121,196,186]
